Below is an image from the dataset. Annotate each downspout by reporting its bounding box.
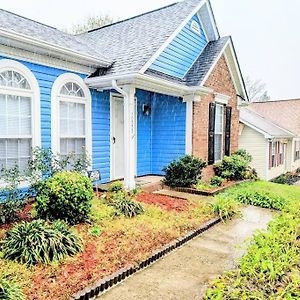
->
[112,80,127,98]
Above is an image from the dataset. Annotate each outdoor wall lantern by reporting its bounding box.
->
[142,104,151,116]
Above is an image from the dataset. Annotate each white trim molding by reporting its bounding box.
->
[51,73,92,161]
[214,93,230,105]
[0,59,41,148]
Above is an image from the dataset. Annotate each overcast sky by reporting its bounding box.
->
[1,0,299,100]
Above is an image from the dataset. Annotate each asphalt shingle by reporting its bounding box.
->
[0,9,109,62]
[240,108,295,138]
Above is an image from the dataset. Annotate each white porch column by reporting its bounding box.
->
[123,85,136,190]
[183,94,201,155]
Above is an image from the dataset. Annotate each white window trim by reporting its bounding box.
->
[0,59,41,149]
[51,73,92,162]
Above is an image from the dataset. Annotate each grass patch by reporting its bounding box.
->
[204,182,300,299]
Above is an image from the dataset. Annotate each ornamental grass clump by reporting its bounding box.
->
[1,219,82,266]
[35,172,93,225]
[102,182,144,218]
[163,155,206,188]
[0,276,25,300]
[212,196,241,221]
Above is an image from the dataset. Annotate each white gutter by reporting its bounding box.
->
[111,79,128,97]
[86,73,213,97]
[0,28,112,68]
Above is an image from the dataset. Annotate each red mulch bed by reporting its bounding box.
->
[136,192,190,212]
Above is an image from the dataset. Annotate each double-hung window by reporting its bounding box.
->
[295,141,300,161]
[0,69,34,172]
[214,104,224,162]
[59,82,86,158]
[51,74,92,162]
[271,142,276,168]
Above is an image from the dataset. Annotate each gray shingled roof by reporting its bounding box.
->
[79,0,202,76]
[145,36,229,86]
[240,108,295,138]
[0,9,109,62]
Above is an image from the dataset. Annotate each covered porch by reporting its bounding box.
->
[86,74,212,190]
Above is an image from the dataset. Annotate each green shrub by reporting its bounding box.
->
[107,181,124,192]
[272,173,289,184]
[103,190,144,218]
[210,176,225,187]
[0,276,25,300]
[214,154,250,181]
[0,199,24,225]
[163,155,207,188]
[1,220,82,265]
[212,197,241,221]
[235,190,287,210]
[36,172,93,224]
[204,200,300,299]
[233,149,252,163]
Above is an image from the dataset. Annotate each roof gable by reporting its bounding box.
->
[80,0,216,77]
[148,14,208,79]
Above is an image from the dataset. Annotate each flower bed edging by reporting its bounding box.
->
[170,180,251,196]
[70,217,221,300]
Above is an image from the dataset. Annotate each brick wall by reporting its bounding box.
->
[192,55,240,180]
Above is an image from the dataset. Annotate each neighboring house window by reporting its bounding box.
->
[0,60,40,173]
[51,74,92,160]
[271,142,276,168]
[295,141,300,161]
[279,143,284,165]
[214,104,224,162]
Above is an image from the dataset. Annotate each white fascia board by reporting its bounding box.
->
[139,0,208,74]
[85,73,213,98]
[214,92,230,105]
[0,28,111,68]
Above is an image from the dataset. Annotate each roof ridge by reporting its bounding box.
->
[84,1,179,34]
[0,8,58,31]
[253,98,300,103]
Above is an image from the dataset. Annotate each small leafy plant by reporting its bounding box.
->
[1,219,82,265]
[35,172,93,225]
[194,181,214,191]
[163,155,207,188]
[210,176,225,187]
[0,276,25,300]
[0,165,27,225]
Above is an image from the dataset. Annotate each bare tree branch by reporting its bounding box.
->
[245,76,270,102]
[66,15,116,35]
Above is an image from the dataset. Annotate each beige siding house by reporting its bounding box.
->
[239,107,296,180]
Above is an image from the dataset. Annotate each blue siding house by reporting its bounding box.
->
[0,0,248,189]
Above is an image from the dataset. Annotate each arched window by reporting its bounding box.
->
[0,60,40,172]
[51,74,92,160]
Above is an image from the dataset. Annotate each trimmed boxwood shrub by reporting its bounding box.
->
[1,219,82,265]
[163,155,207,188]
[36,172,93,224]
[0,276,25,300]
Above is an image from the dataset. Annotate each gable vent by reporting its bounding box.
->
[190,20,201,35]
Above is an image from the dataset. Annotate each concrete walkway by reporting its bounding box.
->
[98,205,274,300]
